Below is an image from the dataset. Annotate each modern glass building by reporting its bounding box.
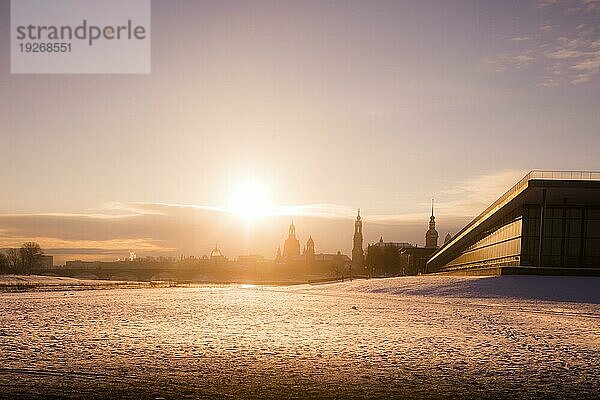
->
[426,171,600,275]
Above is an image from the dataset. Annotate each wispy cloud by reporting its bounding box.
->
[99,201,224,216]
[483,51,536,72]
[435,170,528,217]
[0,171,528,264]
[0,202,362,264]
[537,0,558,8]
[484,0,600,86]
[0,200,467,264]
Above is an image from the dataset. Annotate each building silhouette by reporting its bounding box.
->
[352,209,365,272]
[275,222,351,277]
[366,202,444,276]
[425,200,439,248]
[444,233,452,244]
[305,236,315,266]
[210,244,227,264]
[283,221,301,261]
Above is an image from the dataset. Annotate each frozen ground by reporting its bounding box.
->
[0,276,598,399]
[0,275,116,287]
[308,275,600,304]
[0,275,158,292]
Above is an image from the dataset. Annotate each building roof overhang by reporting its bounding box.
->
[427,170,600,270]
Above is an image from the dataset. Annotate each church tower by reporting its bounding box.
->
[352,209,364,270]
[305,236,315,266]
[425,200,439,248]
[444,233,452,245]
[283,221,301,261]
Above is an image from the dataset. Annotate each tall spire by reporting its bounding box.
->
[354,209,362,234]
[426,199,439,248]
[352,208,365,270]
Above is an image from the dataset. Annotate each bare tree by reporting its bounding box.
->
[0,253,7,274]
[20,242,43,275]
[6,248,20,273]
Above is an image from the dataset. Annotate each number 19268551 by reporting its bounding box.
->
[19,42,72,53]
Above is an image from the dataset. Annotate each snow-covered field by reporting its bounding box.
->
[0,276,598,399]
[0,274,113,287]
[0,275,155,291]
[306,275,600,304]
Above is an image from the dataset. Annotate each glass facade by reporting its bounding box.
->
[427,172,600,273]
[442,209,522,270]
[433,205,600,271]
[522,206,600,268]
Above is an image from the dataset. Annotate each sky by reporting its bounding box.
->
[0,0,599,264]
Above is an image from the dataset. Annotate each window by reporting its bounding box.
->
[566,219,581,238]
[587,209,600,219]
[585,239,600,257]
[586,220,600,238]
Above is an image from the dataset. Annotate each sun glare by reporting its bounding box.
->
[228,182,273,220]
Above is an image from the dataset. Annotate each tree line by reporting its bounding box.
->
[0,242,44,275]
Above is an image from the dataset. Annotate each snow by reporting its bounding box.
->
[0,275,155,291]
[0,276,598,399]
[302,275,600,304]
[0,274,110,286]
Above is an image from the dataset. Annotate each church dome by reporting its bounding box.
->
[210,246,222,258]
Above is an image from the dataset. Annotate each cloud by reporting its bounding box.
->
[435,169,528,218]
[568,0,600,12]
[0,202,355,265]
[537,0,558,8]
[484,1,600,86]
[569,50,600,83]
[0,199,473,265]
[537,0,600,11]
[0,170,528,265]
[99,201,224,216]
[483,52,536,72]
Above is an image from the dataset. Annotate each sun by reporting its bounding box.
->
[228,182,273,220]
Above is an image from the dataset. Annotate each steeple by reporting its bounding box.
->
[305,236,315,266]
[352,208,364,270]
[354,209,362,235]
[429,198,436,230]
[426,199,439,248]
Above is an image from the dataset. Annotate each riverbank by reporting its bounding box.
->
[2,275,600,305]
[0,274,353,293]
[0,275,161,292]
